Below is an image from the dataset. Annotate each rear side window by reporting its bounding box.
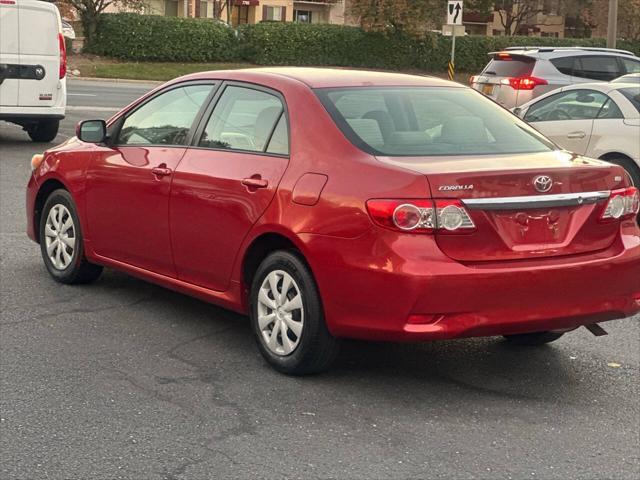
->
[573,56,621,81]
[524,89,609,122]
[619,87,640,113]
[199,85,288,154]
[482,54,534,77]
[620,57,640,74]
[597,99,623,119]
[316,87,554,157]
[550,56,575,76]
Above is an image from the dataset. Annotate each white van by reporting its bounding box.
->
[0,0,66,142]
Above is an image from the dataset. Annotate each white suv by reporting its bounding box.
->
[0,0,67,142]
[471,47,640,109]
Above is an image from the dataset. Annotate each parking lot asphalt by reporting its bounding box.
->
[1,79,639,480]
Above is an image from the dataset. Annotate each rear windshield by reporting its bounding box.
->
[481,55,534,77]
[619,87,640,113]
[315,87,554,157]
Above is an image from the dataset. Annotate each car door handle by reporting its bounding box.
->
[567,131,586,139]
[151,166,172,177]
[241,177,268,189]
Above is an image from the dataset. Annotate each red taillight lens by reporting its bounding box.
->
[501,75,548,90]
[600,187,639,221]
[58,33,67,79]
[366,199,475,234]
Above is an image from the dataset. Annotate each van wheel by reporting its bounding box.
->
[28,119,59,143]
[39,189,103,284]
[250,250,340,375]
[503,331,564,346]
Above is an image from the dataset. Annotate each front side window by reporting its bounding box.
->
[317,87,554,156]
[199,85,288,154]
[118,84,213,146]
[573,56,621,81]
[524,89,608,122]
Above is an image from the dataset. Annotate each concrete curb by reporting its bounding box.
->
[67,76,162,85]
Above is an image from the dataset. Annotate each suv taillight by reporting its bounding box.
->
[500,75,547,90]
[600,187,640,221]
[366,199,476,234]
[58,33,67,79]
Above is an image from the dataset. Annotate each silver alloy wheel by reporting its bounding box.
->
[44,204,76,270]
[257,270,304,356]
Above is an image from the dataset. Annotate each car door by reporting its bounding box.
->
[169,83,290,291]
[523,89,608,155]
[85,82,215,277]
[586,93,639,161]
[0,0,20,107]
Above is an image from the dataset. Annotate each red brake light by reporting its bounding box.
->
[501,75,548,90]
[600,187,639,221]
[366,199,475,234]
[58,33,67,79]
[497,52,512,60]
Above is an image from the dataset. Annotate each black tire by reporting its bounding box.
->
[39,189,103,284]
[250,250,340,375]
[27,119,59,143]
[503,331,565,346]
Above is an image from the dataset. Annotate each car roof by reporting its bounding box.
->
[180,67,460,89]
[489,47,638,60]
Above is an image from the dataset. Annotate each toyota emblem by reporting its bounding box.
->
[533,175,553,193]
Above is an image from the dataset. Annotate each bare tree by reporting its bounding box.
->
[63,0,146,44]
[493,0,549,35]
[349,0,443,34]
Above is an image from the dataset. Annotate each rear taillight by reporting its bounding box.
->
[366,199,475,234]
[600,187,639,221]
[58,32,66,79]
[500,75,547,90]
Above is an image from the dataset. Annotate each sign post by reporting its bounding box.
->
[446,1,463,81]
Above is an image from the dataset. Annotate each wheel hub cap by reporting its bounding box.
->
[44,204,76,270]
[256,270,304,356]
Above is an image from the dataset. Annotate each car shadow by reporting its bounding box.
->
[75,269,604,407]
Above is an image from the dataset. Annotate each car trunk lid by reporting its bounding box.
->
[377,151,625,262]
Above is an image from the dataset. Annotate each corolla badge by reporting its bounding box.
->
[533,175,553,193]
[438,184,474,191]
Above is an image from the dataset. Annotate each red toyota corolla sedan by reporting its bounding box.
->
[27,68,640,374]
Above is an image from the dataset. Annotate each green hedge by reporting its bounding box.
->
[88,14,640,72]
[87,13,237,62]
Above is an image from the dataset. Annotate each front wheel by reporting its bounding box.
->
[39,189,103,284]
[503,331,565,346]
[250,250,340,375]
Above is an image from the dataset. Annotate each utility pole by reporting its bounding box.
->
[606,0,618,49]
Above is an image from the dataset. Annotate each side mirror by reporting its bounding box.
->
[76,119,107,143]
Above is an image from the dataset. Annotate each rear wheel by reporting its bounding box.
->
[39,189,103,284]
[250,250,340,375]
[503,331,565,346]
[27,119,59,143]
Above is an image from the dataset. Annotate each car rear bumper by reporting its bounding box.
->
[303,223,640,342]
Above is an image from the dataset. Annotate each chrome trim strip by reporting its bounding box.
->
[462,191,611,210]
